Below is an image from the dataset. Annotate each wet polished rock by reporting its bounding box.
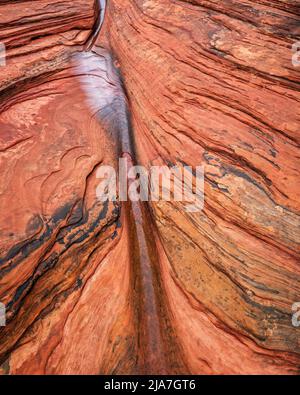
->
[0,0,299,374]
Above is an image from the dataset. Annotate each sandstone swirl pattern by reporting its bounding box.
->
[0,0,299,374]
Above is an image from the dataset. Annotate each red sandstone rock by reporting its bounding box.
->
[0,0,299,374]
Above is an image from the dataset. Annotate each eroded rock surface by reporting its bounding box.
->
[0,0,299,374]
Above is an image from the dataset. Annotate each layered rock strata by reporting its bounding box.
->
[0,0,299,374]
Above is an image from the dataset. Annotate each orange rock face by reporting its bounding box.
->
[0,0,299,374]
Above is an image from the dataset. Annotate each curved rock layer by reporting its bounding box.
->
[0,0,299,374]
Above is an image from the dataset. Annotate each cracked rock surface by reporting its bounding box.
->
[0,0,299,374]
